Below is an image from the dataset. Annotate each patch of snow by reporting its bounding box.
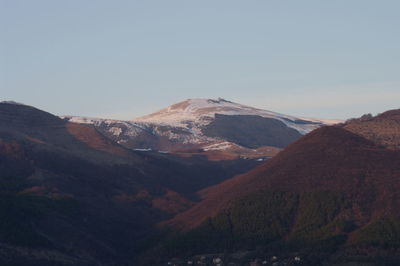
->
[109,127,122,136]
[202,141,235,151]
[300,117,343,125]
[134,148,152,152]
[62,116,126,126]
[62,116,146,138]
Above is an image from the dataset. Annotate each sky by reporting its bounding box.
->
[1,0,399,120]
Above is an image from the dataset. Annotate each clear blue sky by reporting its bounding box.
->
[1,0,399,120]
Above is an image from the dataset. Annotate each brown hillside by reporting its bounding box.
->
[66,122,129,157]
[0,102,263,265]
[168,125,400,230]
[344,109,400,149]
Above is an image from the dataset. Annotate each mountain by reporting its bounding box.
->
[0,101,261,266]
[2,100,399,265]
[134,98,334,134]
[154,109,400,265]
[63,98,340,159]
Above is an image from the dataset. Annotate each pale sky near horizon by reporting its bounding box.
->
[1,0,399,120]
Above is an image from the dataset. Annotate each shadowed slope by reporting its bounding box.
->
[0,102,262,265]
[0,102,134,164]
[168,125,400,230]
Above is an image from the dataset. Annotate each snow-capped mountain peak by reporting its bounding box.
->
[62,98,342,155]
[133,98,339,135]
[135,98,286,123]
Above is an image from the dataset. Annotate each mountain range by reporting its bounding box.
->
[63,98,340,160]
[0,101,261,265]
[0,99,399,266]
[155,109,400,266]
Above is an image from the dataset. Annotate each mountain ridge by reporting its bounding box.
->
[134,98,340,132]
[62,98,341,158]
[167,112,400,230]
[149,109,400,265]
[0,102,262,265]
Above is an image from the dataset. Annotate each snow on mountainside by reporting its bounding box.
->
[62,98,341,155]
[62,115,212,148]
[134,98,340,134]
[64,116,146,137]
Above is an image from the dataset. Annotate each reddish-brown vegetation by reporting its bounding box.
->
[168,124,400,230]
[344,109,400,149]
[152,189,194,214]
[66,122,129,157]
